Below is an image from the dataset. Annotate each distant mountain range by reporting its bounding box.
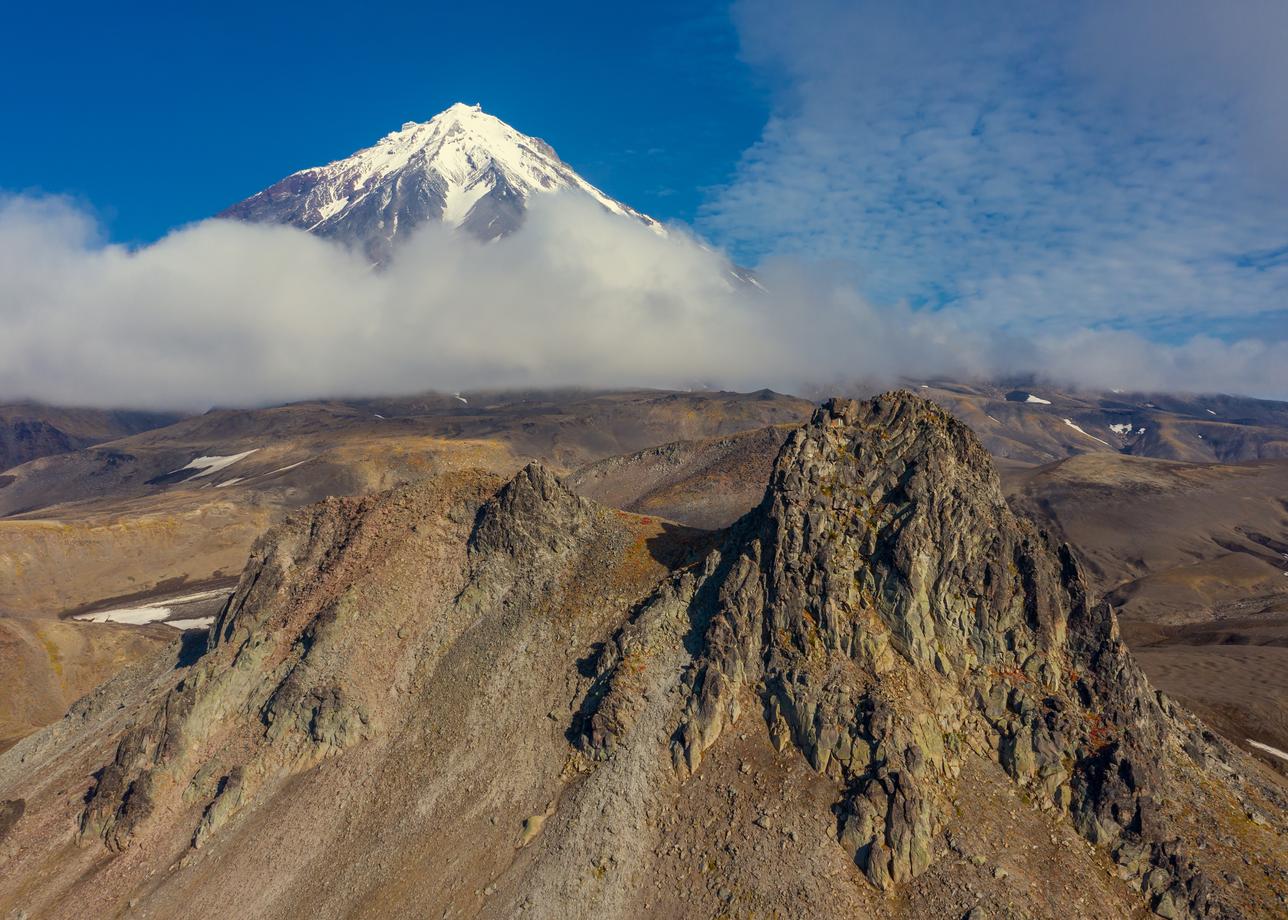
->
[221,103,663,262]
[0,404,178,474]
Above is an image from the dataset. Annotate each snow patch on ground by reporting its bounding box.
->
[1109,424,1147,437]
[166,617,216,631]
[214,478,242,488]
[1025,394,1051,405]
[1062,419,1110,446]
[1247,739,1288,762]
[172,449,258,479]
[74,588,230,627]
[454,393,468,404]
[74,606,172,625]
[317,197,348,221]
[1206,409,1217,415]
[441,175,493,227]
[260,459,309,478]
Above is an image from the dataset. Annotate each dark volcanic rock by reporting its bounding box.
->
[0,798,22,844]
[581,393,1248,917]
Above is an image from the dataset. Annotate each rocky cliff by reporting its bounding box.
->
[582,395,1276,916]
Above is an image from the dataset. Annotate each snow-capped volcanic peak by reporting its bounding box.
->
[221,102,663,261]
[346,104,648,225]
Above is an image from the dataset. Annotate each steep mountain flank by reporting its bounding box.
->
[1,394,1283,919]
[0,404,177,473]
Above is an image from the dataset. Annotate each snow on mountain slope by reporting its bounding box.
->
[220,103,664,262]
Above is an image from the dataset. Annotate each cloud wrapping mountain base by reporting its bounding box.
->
[0,193,1285,410]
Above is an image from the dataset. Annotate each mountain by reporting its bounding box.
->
[1003,451,1288,772]
[563,411,1288,778]
[0,403,179,475]
[911,380,1288,465]
[4,383,1287,793]
[220,103,664,262]
[3,393,1284,918]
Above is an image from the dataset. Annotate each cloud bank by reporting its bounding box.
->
[0,193,905,409]
[2,191,1286,411]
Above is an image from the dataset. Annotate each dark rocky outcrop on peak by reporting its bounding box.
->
[579,394,1284,917]
[3,393,1284,920]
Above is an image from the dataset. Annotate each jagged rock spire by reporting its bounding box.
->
[583,392,1216,914]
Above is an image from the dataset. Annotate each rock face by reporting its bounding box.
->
[3,393,1285,920]
[80,471,505,852]
[580,395,1272,916]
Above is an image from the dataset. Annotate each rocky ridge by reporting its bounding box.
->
[80,469,508,851]
[579,394,1281,916]
[3,393,1284,919]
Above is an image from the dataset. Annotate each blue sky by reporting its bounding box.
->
[702,1,1288,347]
[2,0,1287,400]
[0,0,767,244]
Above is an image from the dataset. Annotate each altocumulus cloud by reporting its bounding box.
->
[703,0,1288,379]
[2,188,1288,410]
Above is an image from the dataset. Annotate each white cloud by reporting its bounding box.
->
[1072,0,1288,188]
[0,193,886,409]
[1,190,1286,411]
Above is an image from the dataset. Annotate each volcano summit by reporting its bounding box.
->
[221,103,663,262]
